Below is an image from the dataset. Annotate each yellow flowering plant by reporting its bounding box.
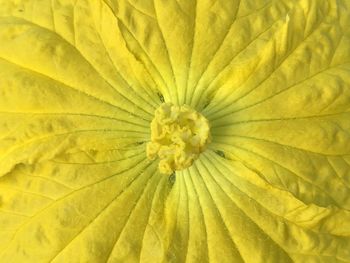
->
[0,0,350,262]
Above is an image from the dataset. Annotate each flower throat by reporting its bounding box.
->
[147,103,211,175]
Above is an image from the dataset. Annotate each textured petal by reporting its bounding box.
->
[0,1,167,261]
[206,0,350,211]
[0,0,350,262]
[198,152,350,262]
[0,152,164,261]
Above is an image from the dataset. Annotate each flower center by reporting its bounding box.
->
[147,103,211,175]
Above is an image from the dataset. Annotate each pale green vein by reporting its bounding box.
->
[50,164,157,262]
[210,141,343,207]
[23,173,73,191]
[200,154,294,262]
[0,158,153,258]
[137,176,166,262]
[193,11,282,109]
[0,56,149,127]
[188,0,241,107]
[124,0,155,19]
[102,0,170,104]
[166,173,190,263]
[213,133,350,157]
[0,128,147,167]
[186,169,209,263]
[180,171,191,263]
[206,10,329,119]
[209,62,349,123]
[0,209,30,218]
[211,111,350,129]
[182,0,197,105]
[203,153,350,262]
[192,161,245,263]
[89,1,158,112]
[116,19,170,104]
[153,0,180,105]
[1,16,153,120]
[0,186,54,201]
[165,172,182,260]
[50,149,144,166]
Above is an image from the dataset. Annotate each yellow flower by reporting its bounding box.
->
[0,0,350,262]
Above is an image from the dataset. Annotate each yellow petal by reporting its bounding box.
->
[0,0,350,262]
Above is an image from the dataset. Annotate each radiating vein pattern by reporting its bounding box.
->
[0,0,349,262]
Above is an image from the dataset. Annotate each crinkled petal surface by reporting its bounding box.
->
[0,0,350,262]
